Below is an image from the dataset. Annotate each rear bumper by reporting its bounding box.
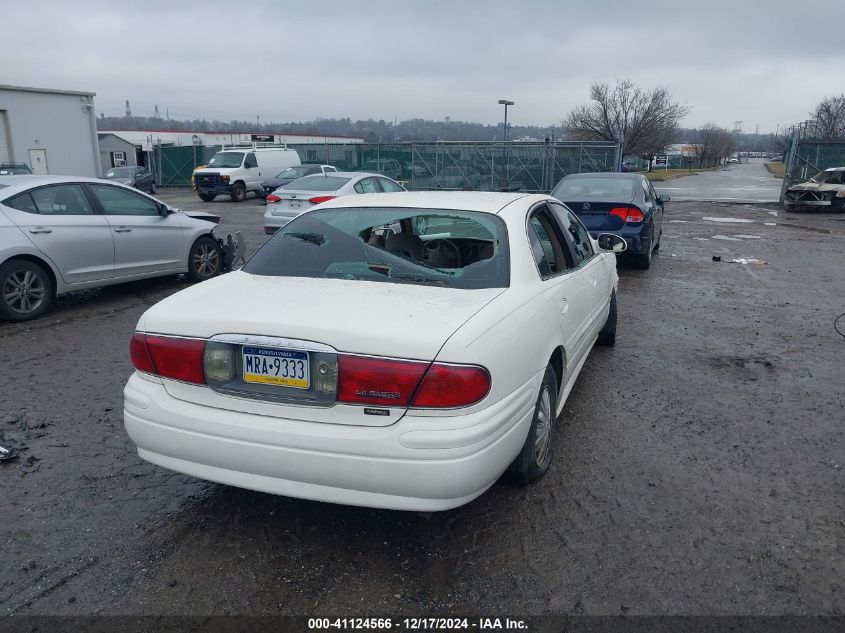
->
[123,372,538,511]
[197,184,233,196]
[784,200,831,209]
[263,206,299,229]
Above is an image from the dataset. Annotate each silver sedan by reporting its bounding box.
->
[263,172,405,234]
[0,176,242,321]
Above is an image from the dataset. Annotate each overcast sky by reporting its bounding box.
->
[5,0,843,132]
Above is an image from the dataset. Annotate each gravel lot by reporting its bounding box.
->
[1,187,843,616]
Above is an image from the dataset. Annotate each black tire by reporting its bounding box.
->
[187,235,223,283]
[149,182,157,194]
[230,182,246,202]
[653,229,662,251]
[631,242,652,269]
[0,259,54,321]
[832,197,845,213]
[597,290,617,346]
[511,365,558,486]
[198,193,216,202]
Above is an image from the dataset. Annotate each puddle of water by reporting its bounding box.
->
[713,235,743,241]
[702,216,756,223]
[691,237,709,241]
[763,222,777,226]
[767,211,778,216]
[734,234,763,239]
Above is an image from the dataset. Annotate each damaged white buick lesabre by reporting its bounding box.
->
[123,192,625,511]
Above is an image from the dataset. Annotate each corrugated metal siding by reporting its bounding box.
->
[0,111,9,164]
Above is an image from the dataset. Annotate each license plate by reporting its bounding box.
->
[242,346,310,389]
[288,200,302,209]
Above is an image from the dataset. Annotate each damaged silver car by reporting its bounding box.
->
[784,167,845,212]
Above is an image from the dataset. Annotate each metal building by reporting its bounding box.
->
[0,84,101,177]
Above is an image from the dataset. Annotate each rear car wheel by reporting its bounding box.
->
[597,290,617,346]
[631,242,652,269]
[0,259,54,321]
[188,236,222,283]
[511,365,558,486]
[149,182,156,194]
[230,183,246,202]
[198,193,216,202]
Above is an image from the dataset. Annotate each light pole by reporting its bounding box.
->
[498,99,514,189]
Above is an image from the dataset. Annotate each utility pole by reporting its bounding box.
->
[498,99,514,190]
[125,100,132,118]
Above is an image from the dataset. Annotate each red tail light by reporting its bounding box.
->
[337,355,428,406]
[266,194,281,203]
[130,334,206,384]
[609,206,645,223]
[308,195,336,204]
[412,363,491,408]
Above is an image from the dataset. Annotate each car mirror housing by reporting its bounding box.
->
[659,194,670,203]
[597,233,627,253]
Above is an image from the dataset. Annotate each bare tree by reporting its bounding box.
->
[692,123,735,167]
[808,94,845,140]
[562,79,690,159]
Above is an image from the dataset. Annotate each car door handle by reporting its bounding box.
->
[28,228,52,234]
[113,227,132,233]
[559,298,569,315]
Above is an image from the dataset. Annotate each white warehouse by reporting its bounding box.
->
[0,84,101,177]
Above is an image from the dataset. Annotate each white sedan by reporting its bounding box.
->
[124,192,625,511]
[263,171,405,234]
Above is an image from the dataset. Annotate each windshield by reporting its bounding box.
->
[552,176,635,199]
[277,166,313,179]
[282,175,351,191]
[244,207,509,289]
[106,167,135,177]
[810,170,844,184]
[207,152,244,169]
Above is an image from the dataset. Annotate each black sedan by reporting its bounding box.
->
[103,166,156,193]
[260,164,337,198]
[551,172,667,269]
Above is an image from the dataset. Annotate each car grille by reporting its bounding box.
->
[196,173,219,187]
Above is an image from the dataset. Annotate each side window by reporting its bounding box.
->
[641,179,652,202]
[357,178,379,194]
[89,185,159,216]
[378,178,404,192]
[549,203,594,266]
[245,153,257,168]
[527,208,570,278]
[324,166,337,173]
[4,192,38,214]
[30,185,94,215]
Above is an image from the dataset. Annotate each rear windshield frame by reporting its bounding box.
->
[244,206,510,290]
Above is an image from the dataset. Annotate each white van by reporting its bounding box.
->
[194,147,301,202]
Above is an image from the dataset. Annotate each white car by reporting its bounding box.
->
[263,172,405,234]
[124,192,625,511]
[0,175,242,321]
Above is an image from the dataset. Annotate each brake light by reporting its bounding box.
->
[412,363,491,408]
[266,194,281,203]
[308,195,336,204]
[337,355,428,406]
[609,206,645,223]
[129,334,206,384]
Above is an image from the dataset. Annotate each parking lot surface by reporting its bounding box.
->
[655,158,782,202]
[1,186,843,615]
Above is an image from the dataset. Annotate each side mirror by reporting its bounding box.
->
[158,203,170,216]
[658,194,670,203]
[597,233,627,253]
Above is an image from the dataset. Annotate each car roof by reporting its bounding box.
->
[315,191,544,215]
[561,171,640,179]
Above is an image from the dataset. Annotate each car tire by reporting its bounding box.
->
[149,182,156,194]
[653,229,662,251]
[230,183,246,203]
[187,235,223,283]
[0,259,54,321]
[631,242,652,269]
[832,197,845,213]
[511,365,558,486]
[198,193,216,202]
[597,290,617,346]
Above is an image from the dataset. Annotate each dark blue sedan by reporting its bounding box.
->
[551,172,668,269]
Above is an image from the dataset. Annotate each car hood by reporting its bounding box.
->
[787,182,844,192]
[138,271,505,360]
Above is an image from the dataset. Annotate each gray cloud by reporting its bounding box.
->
[4,0,843,132]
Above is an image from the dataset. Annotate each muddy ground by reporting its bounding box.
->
[1,192,843,616]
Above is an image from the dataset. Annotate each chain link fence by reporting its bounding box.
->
[154,140,621,190]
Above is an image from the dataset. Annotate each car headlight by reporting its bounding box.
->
[221,175,230,183]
